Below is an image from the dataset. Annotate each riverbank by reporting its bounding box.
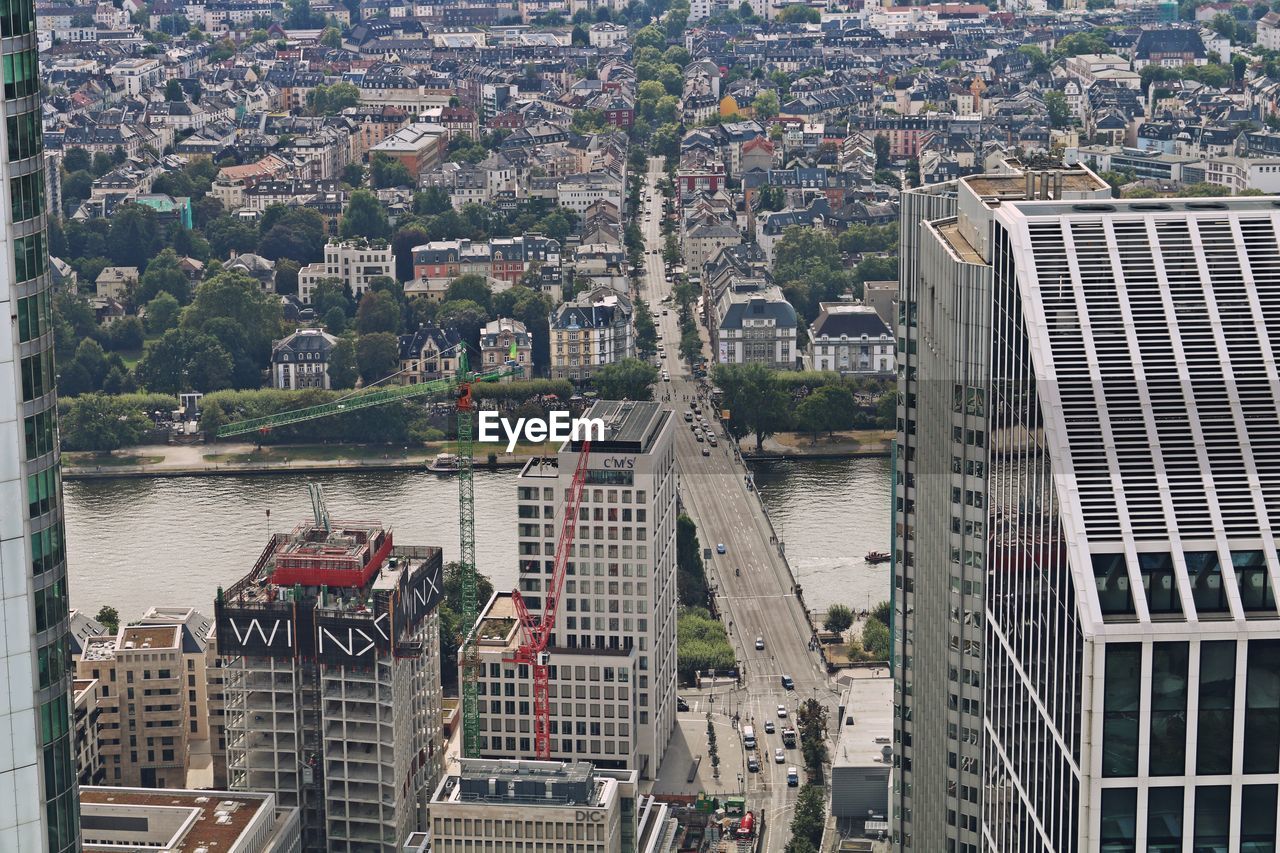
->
[62,441,560,480]
[741,429,893,459]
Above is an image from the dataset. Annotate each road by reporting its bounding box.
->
[638,158,837,851]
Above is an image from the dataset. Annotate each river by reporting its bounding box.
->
[63,456,892,622]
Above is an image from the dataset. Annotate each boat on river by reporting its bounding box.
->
[427,453,461,473]
[865,550,890,564]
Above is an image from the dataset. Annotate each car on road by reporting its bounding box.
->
[775,748,785,764]
[701,446,710,456]
[684,411,693,422]
[747,756,760,772]
[662,309,669,315]
[695,432,704,442]
[755,636,765,650]
[777,704,787,718]
[781,675,794,690]
[708,436,718,447]
[716,543,726,554]
[764,720,775,734]
[663,373,670,382]
[787,767,799,786]
[676,696,689,711]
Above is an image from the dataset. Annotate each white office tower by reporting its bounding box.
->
[0,1,79,844]
[425,759,678,853]
[472,400,678,778]
[215,516,445,852]
[896,165,1280,851]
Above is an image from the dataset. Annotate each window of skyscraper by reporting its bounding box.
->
[1193,785,1231,853]
[1146,787,1183,853]
[1186,551,1231,616]
[1149,642,1188,776]
[1102,643,1141,777]
[1197,641,1236,775]
[1244,638,1280,774]
[1098,787,1136,853]
[1138,552,1181,617]
[1233,551,1275,614]
[1093,553,1135,617]
[1241,785,1278,853]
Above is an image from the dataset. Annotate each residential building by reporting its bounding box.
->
[862,280,898,327]
[216,510,445,850]
[427,759,678,853]
[0,8,80,843]
[398,324,461,384]
[473,400,678,779]
[369,121,447,178]
[72,608,218,789]
[809,303,894,375]
[893,167,1280,852]
[80,787,300,852]
[72,680,105,787]
[712,283,798,369]
[410,236,561,293]
[549,287,635,382]
[480,317,533,379]
[271,329,340,390]
[297,239,395,303]
[95,265,139,300]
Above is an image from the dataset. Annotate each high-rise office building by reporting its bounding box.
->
[215,512,445,851]
[472,400,678,778]
[0,1,79,844]
[896,165,1280,851]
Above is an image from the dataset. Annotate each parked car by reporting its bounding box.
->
[747,756,760,772]
[676,696,689,712]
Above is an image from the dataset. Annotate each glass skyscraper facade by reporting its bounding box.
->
[0,0,78,845]
[896,166,1280,851]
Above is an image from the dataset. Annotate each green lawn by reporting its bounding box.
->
[64,452,164,467]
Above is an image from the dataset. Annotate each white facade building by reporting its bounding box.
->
[298,239,395,303]
[471,401,678,780]
[809,303,894,374]
[712,283,798,369]
[80,786,300,853]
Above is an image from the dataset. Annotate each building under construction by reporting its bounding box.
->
[215,497,445,853]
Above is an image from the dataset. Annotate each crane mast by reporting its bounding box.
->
[456,349,481,758]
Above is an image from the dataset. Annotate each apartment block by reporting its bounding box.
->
[80,786,301,852]
[71,608,217,790]
[896,165,1280,851]
[550,288,635,382]
[298,239,395,303]
[216,508,445,851]
[472,401,678,779]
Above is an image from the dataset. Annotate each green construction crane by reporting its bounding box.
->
[214,351,519,758]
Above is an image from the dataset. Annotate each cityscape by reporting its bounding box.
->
[2,0,1280,850]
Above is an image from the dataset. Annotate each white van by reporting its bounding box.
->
[742,725,756,750]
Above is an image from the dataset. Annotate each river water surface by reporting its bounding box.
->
[64,456,892,621]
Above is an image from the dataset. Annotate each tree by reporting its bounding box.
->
[714,363,791,452]
[64,147,91,172]
[144,292,182,334]
[355,289,402,334]
[444,274,493,314]
[862,617,891,660]
[823,603,854,633]
[275,258,300,295]
[369,152,414,189]
[356,332,400,383]
[1017,44,1050,75]
[1053,28,1112,59]
[207,215,260,258]
[165,78,185,101]
[777,3,820,22]
[328,336,358,389]
[437,299,488,350]
[320,25,342,48]
[1044,90,1071,128]
[634,24,665,50]
[634,298,658,358]
[104,316,144,352]
[339,189,391,240]
[414,186,452,216]
[182,270,284,383]
[136,328,234,393]
[796,385,851,441]
[746,90,778,122]
[107,204,161,269]
[676,514,709,607]
[95,605,120,634]
[788,784,826,849]
[594,358,658,401]
[873,133,890,169]
[61,394,149,452]
[341,163,365,188]
[257,207,326,263]
[796,698,829,776]
[137,249,189,304]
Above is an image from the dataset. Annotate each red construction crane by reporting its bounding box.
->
[506,438,592,759]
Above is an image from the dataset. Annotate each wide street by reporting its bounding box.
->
[638,158,839,851]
